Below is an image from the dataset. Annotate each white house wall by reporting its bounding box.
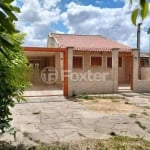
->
[67,49,119,96]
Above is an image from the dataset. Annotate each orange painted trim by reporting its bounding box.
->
[24,47,68,96]
[24,47,67,53]
[63,50,68,97]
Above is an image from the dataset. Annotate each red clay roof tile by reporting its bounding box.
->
[51,33,131,52]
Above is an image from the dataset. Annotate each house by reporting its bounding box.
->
[24,33,150,96]
[140,52,150,67]
[140,52,150,80]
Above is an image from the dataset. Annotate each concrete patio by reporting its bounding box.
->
[23,84,63,96]
[1,93,150,146]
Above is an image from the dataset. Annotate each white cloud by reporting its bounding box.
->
[14,0,150,51]
[42,0,61,9]
[61,1,150,51]
[15,0,61,46]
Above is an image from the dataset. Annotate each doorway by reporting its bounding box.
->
[118,55,133,91]
[24,56,63,96]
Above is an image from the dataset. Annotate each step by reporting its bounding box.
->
[117,89,133,93]
[16,96,67,104]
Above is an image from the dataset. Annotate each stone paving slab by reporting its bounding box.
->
[1,94,150,145]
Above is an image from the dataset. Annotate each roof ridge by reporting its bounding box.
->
[51,32,106,38]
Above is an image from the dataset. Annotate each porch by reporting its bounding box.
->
[23,47,68,96]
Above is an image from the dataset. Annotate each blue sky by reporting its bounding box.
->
[14,0,150,52]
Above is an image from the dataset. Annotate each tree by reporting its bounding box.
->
[0,0,29,135]
[131,0,149,25]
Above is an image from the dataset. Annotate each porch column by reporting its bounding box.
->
[112,48,119,93]
[132,49,139,90]
[67,47,73,96]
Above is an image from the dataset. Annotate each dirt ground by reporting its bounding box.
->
[79,98,148,115]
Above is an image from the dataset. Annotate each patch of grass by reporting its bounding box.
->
[101,95,124,100]
[141,111,148,115]
[111,99,120,102]
[37,143,70,150]
[143,106,150,109]
[31,136,150,149]
[0,136,150,150]
[95,136,150,150]
[135,121,146,130]
[76,94,124,102]
[129,113,137,118]
[23,131,29,137]
[76,93,95,100]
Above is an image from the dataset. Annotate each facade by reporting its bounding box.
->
[24,33,150,96]
[140,52,150,67]
[140,52,150,80]
[47,33,133,95]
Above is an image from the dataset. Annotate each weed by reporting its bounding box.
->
[23,131,29,137]
[135,121,146,130]
[95,136,150,150]
[101,95,123,100]
[0,136,150,149]
[76,93,95,100]
[141,112,148,115]
[37,143,70,150]
[143,106,150,109]
[129,113,137,118]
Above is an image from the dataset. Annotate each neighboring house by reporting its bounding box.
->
[140,52,150,80]
[24,33,150,96]
[140,52,150,67]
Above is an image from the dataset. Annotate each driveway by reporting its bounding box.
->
[2,93,150,146]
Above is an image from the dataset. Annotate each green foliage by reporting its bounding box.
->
[131,8,139,25]
[95,136,150,150]
[76,93,95,100]
[140,0,149,20]
[131,0,149,25]
[0,0,21,57]
[0,36,29,134]
[0,136,150,149]
[0,0,29,135]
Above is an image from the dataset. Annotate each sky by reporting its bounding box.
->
[13,0,150,52]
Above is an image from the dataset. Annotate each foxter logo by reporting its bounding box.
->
[41,67,58,84]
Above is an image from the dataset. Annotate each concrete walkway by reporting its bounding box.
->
[1,93,150,145]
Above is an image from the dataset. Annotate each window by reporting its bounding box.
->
[119,57,122,67]
[91,56,102,66]
[73,56,83,68]
[107,57,112,68]
[141,58,149,67]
